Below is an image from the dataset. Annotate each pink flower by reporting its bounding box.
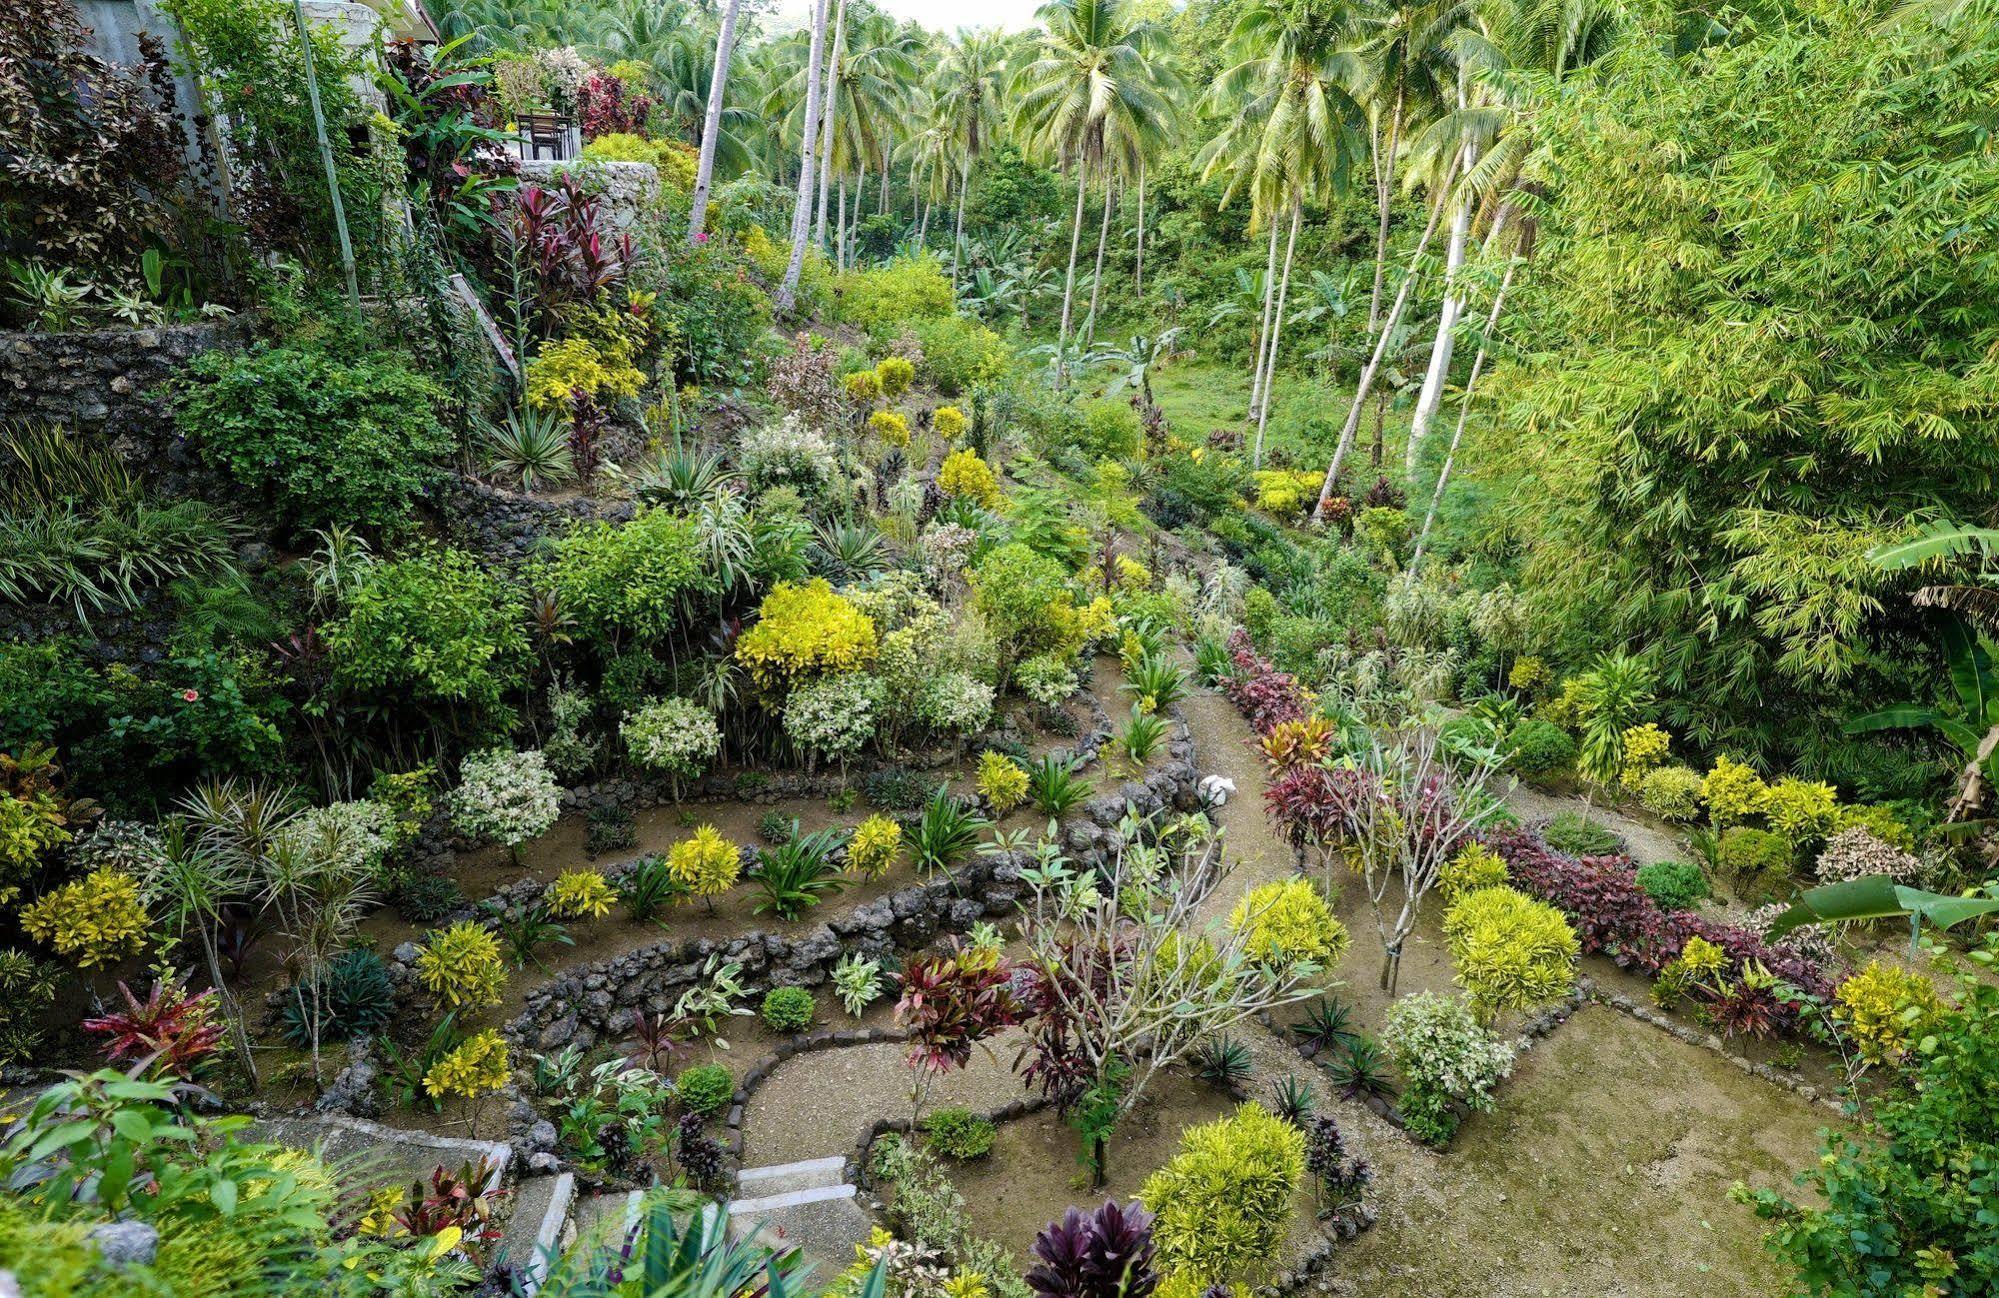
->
[180,689,200,703]
[695,231,710,244]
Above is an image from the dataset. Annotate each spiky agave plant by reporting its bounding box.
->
[1025,1199,1159,1298]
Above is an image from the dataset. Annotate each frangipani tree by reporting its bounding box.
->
[1013,811,1341,1185]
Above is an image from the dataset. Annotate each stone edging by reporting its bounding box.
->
[849,1092,1055,1196]
[1582,979,1848,1116]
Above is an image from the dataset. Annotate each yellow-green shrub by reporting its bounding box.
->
[1228,879,1348,969]
[1699,755,1769,826]
[933,405,967,439]
[1508,656,1551,694]
[938,448,1000,507]
[834,257,954,332]
[668,824,741,898]
[1764,776,1840,844]
[415,921,506,1010]
[868,409,910,446]
[1617,723,1672,789]
[546,870,615,920]
[1443,884,1579,1019]
[1439,843,1509,901]
[423,1028,512,1101]
[1833,960,1946,1067]
[1251,470,1321,516]
[524,334,645,410]
[976,751,1028,814]
[19,869,147,969]
[735,580,878,690]
[1141,1102,1305,1287]
[846,814,902,880]
[875,356,915,397]
[842,369,882,403]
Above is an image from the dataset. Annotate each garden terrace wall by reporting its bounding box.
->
[519,159,661,231]
[0,321,243,489]
[495,755,1201,1057]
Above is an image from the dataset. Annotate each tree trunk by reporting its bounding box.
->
[836,174,848,270]
[686,0,744,242]
[813,0,847,247]
[1252,200,1301,469]
[775,0,833,313]
[1412,256,1515,569]
[1056,162,1089,387]
[1084,174,1114,350]
[1312,172,1453,521]
[1248,215,1281,419]
[1134,160,1146,297]
[1406,136,1476,475]
[879,167,889,215]
[850,166,864,264]
[950,161,969,289]
[1366,89,1404,335]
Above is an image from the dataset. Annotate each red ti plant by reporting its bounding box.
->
[895,941,1023,1124]
[83,978,224,1080]
[577,71,653,137]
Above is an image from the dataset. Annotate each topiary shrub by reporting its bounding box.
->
[1634,860,1711,912]
[1439,843,1509,901]
[1141,1102,1304,1287]
[1544,811,1623,857]
[760,985,816,1034]
[1638,764,1704,821]
[922,1106,996,1161]
[675,1063,734,1116]
[1505,719,1576,776]
[1442,885,1580,1020]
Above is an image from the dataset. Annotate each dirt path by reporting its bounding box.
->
[1504,782,1690,867]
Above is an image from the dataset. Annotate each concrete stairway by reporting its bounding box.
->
[728,1156,872,1273]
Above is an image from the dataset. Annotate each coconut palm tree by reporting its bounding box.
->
[933,28,1010,289]
[1198,0,1369,466]
[776,0,835,312]
[1014,0,1178,386]
[688,0,747,241]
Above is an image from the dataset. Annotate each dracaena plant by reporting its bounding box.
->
[1025,1200,1160,1298]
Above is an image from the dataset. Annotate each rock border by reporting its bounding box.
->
[1583,979,1849,1116]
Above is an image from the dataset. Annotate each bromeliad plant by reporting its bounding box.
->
[82,977,224,1079]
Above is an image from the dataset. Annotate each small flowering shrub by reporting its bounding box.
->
[783,673,883,761]
[937,448,1001,508]
[875,356,915,397]
[546,870,615,920]
[736,580,879,690]
[846,814,902,880]
[20,869,147,969]
[1228,879,1349,969]
[933,405,967,439]
[1811,826,1930,886]
[1382,991,1514,1144]
[916,672,994,738]
[740,416,839,495]
[976,751,1029,814]
[668,825,742,900]
[1638,764,1704,820]
[1439,843,1510,901]
[868,409,911,446]
[452,748,562,858]
[1443,884,1579,1019]
[1833,961,1945,1067]
[425,1029,511,1102]
[415,922,507,1010]
[622,696,722,778]
[1699,755,1768,826]
[1014,652,1080,708]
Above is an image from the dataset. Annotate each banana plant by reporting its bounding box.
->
[1763,874,1999,952]
[1847,613,1999,816]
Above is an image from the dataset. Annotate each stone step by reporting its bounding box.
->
[498,1171,574,1297]
[728,1181,857,1218]
[725,1185,873,1277]
[733,1155,848,1199]
[570,1189,643,1247]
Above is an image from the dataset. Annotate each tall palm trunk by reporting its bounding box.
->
[1407,121,1478,474]
[686,0,744,242]
[775,0,833,313]
[1312,168,1454,520]
[1412,255,1515,570]
[837,174,848,270]
[950,161,969,289]
[814,0,848,246]
[1252,199,1301,469]
[1366,87,1404,334]
[879,168,889,215]
[850,166,864,264]
[1134,160,1146,297]
[1248,215,1281,418]
[1056,161,1090,387]
[1084,174,1114,350]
